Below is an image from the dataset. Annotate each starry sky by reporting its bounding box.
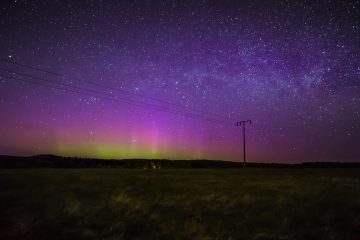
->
[0,0,359,163]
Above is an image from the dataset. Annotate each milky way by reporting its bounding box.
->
[0,0,359,162]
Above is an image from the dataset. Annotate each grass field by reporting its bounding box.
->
[0,169,359,240]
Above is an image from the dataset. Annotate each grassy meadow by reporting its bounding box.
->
[0,169,359,240]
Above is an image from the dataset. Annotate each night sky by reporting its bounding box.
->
[0,0,359,163]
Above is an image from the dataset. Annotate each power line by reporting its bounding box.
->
[0,70,215,123]
[1,61,254,162]
[0,68,233,125]
[0,59,237,122]
[0,71,228,124]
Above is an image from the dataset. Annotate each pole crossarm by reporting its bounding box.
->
[236,120,252,126]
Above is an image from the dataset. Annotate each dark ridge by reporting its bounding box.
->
[0,155,359,169]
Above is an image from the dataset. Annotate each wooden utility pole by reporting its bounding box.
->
[236,120,251,167]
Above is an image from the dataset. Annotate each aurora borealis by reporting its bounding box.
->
[0,0,359,163]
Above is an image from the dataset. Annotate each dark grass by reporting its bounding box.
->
[1,169,360,240]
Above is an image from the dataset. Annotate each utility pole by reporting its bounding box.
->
[236,120,252,167]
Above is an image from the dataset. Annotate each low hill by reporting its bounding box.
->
[0,155,359,169]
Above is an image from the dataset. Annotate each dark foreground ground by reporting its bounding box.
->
[0,169,359,240]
